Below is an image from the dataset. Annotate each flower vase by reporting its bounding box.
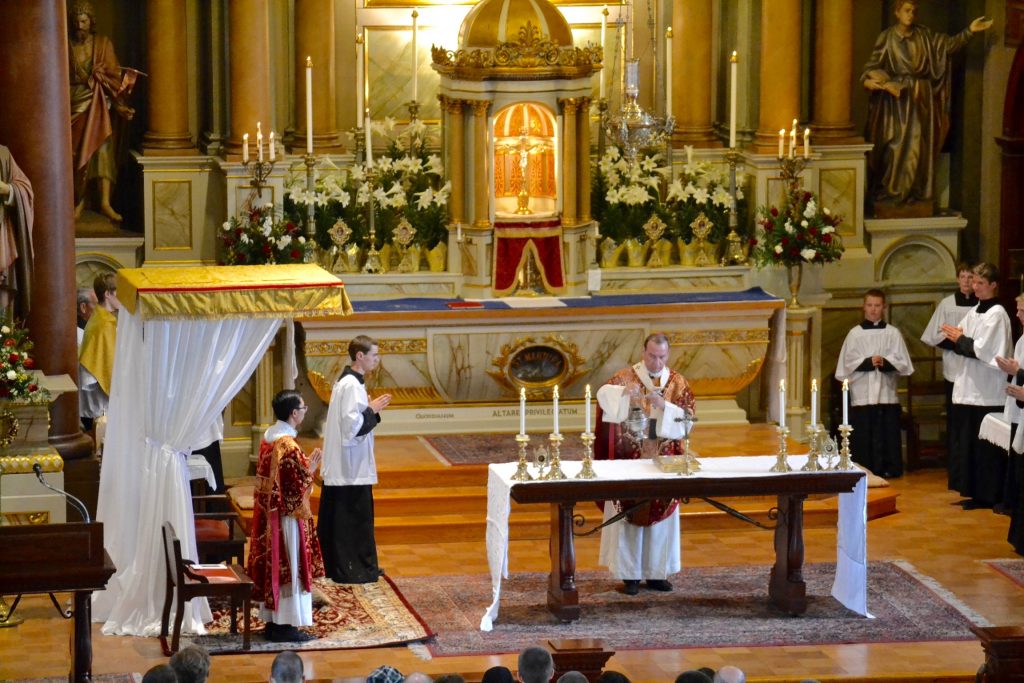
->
[700,240,720,267]
[677,239,698,266]
[787,263,803,307]
[341,243,362,272]
[398,244,423,272]
[599,238,622,268]
[624,238,648,267]
[427,242,448,272]
[646,239,673,268]
[379,244,395,272]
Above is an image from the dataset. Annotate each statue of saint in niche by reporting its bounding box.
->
[861,0,992,217]
[68,0,140,224]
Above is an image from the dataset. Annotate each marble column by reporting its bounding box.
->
[142,0,193,152]
[672,0,717,146]
[471,100,490,228]
[294,0,342,152]
[445,97,466,225]
[0,2,95,473]
[812,0,858,142]
[561,99,578,226]
[576,97,592,222]
[753,0,802,153]
[226,0,271,156]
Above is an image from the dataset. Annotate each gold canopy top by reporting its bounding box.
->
[459,0,573,49]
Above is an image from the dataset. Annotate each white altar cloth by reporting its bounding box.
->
[482,454,870,631]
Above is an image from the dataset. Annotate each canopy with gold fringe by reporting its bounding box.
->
[116,263,351,320]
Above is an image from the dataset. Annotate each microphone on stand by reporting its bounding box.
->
[32,463,91,523]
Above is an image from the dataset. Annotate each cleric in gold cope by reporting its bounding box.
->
[594,332,695,596]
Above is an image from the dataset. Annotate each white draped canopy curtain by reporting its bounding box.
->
[91,265,350,636]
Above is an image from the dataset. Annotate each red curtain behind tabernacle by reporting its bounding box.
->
[492,218,565,296]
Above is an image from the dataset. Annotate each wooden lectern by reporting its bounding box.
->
[0,522,116,683]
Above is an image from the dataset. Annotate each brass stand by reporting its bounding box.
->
[511,433,533,481]
[721,148,747,266]
[770,425,793,472]
[801,424,824,472]
[0,596,22,627]
[302,153,317,262]
[543,433,567,480]
[361,168,384,274]
[576,432,597,479]
[837,424,854,470]
[407,100,421,121]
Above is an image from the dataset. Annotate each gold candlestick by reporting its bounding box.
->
[543,433,567,480]
[801,424,823,472]
[837,424,854,470]
[511,433,532,481]
[577,431,597,479]
[771,424,792,472]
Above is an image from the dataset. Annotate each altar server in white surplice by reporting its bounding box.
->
[920,263,978,460]
[835,289,914,478]
[995,294,1024,552]
[318,335,392,584]
[594,333,695,596]
[943,262,1013,509]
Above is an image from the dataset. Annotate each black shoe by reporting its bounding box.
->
[622,580,640,595]
[645,579,673,592]
[267,625,316,643]
[961,499,992,510]
[880,472,902,480]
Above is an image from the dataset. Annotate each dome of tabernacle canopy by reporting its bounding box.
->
[459,0,574,49]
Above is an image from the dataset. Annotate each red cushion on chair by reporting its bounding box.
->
[195,519,230,541]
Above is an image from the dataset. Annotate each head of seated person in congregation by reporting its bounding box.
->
[270,651,304,683]
[403,674,433,683]
[517,647,554,683]
[712,666,745,683]
[556,672,588,683]
[434,675,467,683]
[674,671,712,683]
[367,665,405,683]
[142,664,178,683]
[482,666,515,683]
[169,645,211,683]
[596,672,631,683]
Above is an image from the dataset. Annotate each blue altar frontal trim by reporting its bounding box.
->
[349,287,782,313]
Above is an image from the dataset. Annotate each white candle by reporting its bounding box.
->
[411,11,419,103]
[803,128,810,159]
[788,126,795,159]
[456,222,462,241]
[778,129,785,159]
[356,32,364,129]
[520,386,526,436]
[626,0,633,60]
[685,145,693,167]
[269,131,275,161]
[842,378,849,426]
[729,51,738,149]
[306,56,314,155]
[364,111,373,168]
[600,7,608,100]
[779,379,786,427]
[665,28,673,120]
[810,378,818,429]
[256,122,263,162]
[585,384,592,433]
[242,133,249,163]
[553,385,560,435]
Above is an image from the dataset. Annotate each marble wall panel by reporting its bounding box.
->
[366,27,441,122]
[153,180,193,250]
[880,240,948,283]
[819,168,857,237]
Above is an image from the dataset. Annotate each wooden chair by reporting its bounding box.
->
[159,521,253,656]
[192,493,247,565]
[903,356,948,470]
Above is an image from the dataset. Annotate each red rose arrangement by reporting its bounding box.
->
[217,203,312,266]
[0,319,47,402]
[749,189,844,267]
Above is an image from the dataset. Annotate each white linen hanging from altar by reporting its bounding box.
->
[93,309,280,636]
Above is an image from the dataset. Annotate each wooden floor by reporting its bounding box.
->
[3,425,1023,683]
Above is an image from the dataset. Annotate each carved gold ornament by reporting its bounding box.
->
[329,219,353,247]
[487,334,587,396]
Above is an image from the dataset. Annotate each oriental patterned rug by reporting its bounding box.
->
[182,575,433,654]
[984,559,1024,588]
[425,433,585,466]
[392,561,987,657]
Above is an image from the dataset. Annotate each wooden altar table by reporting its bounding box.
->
[481,456,868,629]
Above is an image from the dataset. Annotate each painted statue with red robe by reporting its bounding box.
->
[594,334,695,595]
[247,391,324,643]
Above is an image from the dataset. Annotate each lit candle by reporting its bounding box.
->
[553,385,560,435]
[600,7,608,100]
[520,386,526,436]
[256,122,263,162]
[585,384,592,433]
[778,129,785,159]
[842,378,849,426]
[456,222,462,241]
[665,28,673,121]
[810,378,818,429]
[269,131,275,161]
[779,379,786,428]
[729,51,738,149]
[306,56,314,155]
[686,145,693,167]
[242,133,249,163]
[364,111,373,168]
[356,32,365,129]
[803,128,810,159]
[788,125,795,159]
[411,10,419,103]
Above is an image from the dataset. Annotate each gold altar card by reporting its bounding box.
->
[116,264,352,320]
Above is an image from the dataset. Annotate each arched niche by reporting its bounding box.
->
[493,102,557,217]
[876,235,955,283]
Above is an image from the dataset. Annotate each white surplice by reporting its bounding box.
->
[835,323,914,406]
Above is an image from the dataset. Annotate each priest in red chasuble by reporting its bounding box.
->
[247,390,325,643]
[595,333,695,595]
